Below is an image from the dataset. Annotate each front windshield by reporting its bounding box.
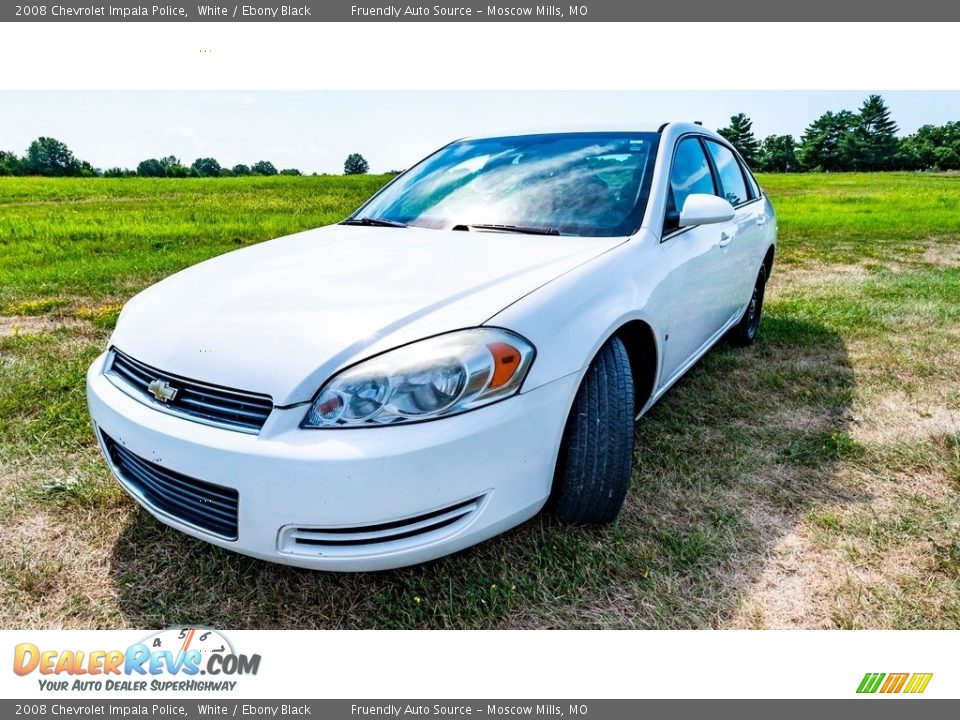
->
[352,132,660,237]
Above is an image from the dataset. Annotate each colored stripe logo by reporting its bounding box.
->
[857,673,933,694]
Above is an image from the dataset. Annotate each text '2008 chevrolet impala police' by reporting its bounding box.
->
[87,124,776,571]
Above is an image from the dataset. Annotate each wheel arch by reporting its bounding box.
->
[763,244,775,279]
[612,318,659,416]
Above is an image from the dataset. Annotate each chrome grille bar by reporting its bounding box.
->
[106,348,273,433]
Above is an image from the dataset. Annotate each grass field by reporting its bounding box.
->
[1,173,959,629]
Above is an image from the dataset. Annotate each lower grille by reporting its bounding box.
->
[281,496,483,554]
[102,432,239,540]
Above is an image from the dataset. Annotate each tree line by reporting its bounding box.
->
[134,156,303,178]
[3,95,957,177]
[0,137,375,178]
[0,138,306,178]
[719,94,960,172]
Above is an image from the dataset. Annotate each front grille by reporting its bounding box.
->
[107,349,273,433]
[102,432,239,540]
[281,496,483,555]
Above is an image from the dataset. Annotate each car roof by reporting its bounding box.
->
[459,121,719,142]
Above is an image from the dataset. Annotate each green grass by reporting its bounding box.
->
[760,172,960,267]
[1,173,960,629]
[0,175,391,310]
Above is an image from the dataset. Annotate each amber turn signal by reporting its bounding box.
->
[487,342,521,389]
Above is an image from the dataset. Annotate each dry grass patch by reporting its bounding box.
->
[769,264,871,293]
[0,315,85,337]
[0,505,128,628]
[921,242,960,267]
[735,432,960,630]
[729,453,960,630]
[727,526,834,629]
[850,393,960,445]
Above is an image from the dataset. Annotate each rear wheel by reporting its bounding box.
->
[551,335,635,524]
[728,266,767,346]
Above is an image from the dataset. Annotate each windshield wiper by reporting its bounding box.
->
[452,223,559,236]
[342,217,408,228]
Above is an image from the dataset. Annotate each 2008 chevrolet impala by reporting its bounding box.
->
[87,123,777,570]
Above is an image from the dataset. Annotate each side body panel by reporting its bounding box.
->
[489,228,668,399]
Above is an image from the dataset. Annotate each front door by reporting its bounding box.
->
[658,137,738,384]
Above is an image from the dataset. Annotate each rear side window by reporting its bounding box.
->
[705,141,749,206]
[742,160,761,199]
[666,138,715,230]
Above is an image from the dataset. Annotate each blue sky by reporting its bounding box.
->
[2,91,958,174]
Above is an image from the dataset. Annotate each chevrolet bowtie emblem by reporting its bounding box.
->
[147,379,178,403]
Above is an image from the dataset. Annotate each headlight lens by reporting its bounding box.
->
[302,328,535,428]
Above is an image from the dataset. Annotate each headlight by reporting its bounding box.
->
[302,328,535,428]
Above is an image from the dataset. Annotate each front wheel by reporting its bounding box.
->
[551,335,635,524]
[728,265,767,346]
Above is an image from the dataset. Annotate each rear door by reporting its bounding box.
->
[703,140,767,320]
[658,136,738,384]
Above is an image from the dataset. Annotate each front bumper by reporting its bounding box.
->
[86,352,577,571]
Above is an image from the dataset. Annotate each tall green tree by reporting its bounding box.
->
[160,155,189,177]
[901,122,960,170]
[78,160,99,177]
[190,157,221,177]
[251,160,277,176]
[137,158,165,177]
[344,153,370,175]
[25,137,80,176]
[758,135,798,172]
[855,94,901,170]
[798,110,858,171]
[718,114,760,166]
[0,150,23,175]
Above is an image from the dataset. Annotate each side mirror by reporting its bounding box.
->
[678,194,735,227]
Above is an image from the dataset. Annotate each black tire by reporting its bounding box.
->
[728,265,767,346]
[551,335,635,524]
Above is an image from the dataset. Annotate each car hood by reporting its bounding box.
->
[111,224,624,405]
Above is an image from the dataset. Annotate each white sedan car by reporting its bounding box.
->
[87,123,776,571]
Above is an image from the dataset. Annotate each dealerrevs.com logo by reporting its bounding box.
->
[857,673,933,694]
[13,627,260,692]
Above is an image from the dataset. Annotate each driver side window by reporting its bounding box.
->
[664,137,715,233]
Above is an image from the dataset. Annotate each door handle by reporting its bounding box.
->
[719,231,733,248]
[756,215,767,227]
